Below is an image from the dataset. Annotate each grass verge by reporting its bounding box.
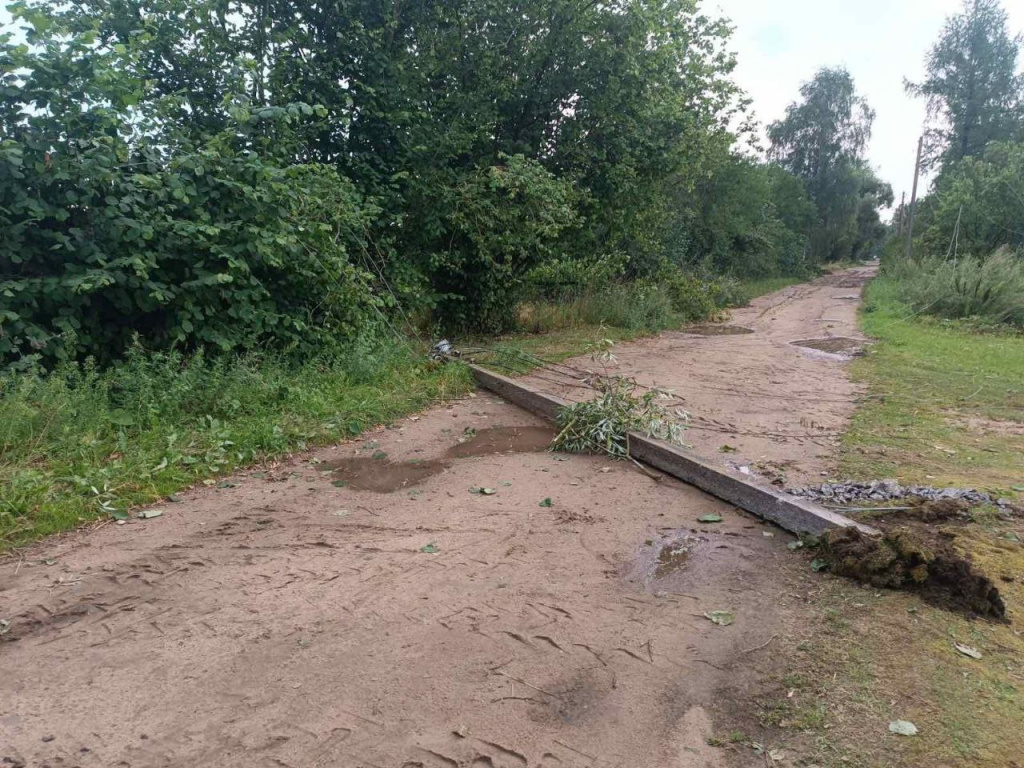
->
[0,341,472,548]
[773,273,1024,767]
[841,277,1024,490]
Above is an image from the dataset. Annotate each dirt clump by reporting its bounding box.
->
[912,498,973,523]
[821,526,1006,619]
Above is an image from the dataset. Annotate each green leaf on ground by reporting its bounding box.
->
[810,558,829,572]
[138,509,163,520]
[371,451,388,460]
[332,480,348,488]
[539,497,553,507]
[954,642,982,660]
[698,514,723,523]
[420,542,439,554]
[471,487,497,495]
[719,444,738,453]
[889,720,918,736]
[703,610,735,626]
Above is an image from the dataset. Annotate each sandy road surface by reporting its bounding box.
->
[524,266,877,487]
[0,269,873,768]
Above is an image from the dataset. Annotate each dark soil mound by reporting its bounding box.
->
[821,526,1006,620]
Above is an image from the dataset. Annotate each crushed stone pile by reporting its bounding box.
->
[789,479,1017,511]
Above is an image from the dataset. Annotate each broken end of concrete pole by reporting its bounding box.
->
[468,364,879,538]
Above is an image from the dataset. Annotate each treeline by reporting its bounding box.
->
[899,0,1023,258]
[889,0,1024,329]
[1,0,890,369]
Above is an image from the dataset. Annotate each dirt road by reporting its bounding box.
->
[525,266,876,488]
[0,269,873,768]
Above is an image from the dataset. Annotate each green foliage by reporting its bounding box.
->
[0,342,471,546]
[907,0,1024,168]
[769,67,891,262]
[915,141,1024,257]
[552,376,687,460]
[887,249,1024,329]
[430,155,580,333]
[675,154,817,277]
[0,20,379,369]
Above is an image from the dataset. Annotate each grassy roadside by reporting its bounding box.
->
[841,277,1024,490]
[778,274,1024,767]
[0,343,472,548]
[0,273,808,549]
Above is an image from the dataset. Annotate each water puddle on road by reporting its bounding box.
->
[683,324,754,336]
[324,456,447,492]
[791,337,865,356]
[325,425,557,493]
[447,425,556,458]
[625,533,711,593]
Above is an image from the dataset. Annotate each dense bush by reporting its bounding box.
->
[428,156,581,334]
[0,138,380,368]
[888,250,1024,329]
[915,141,1024,258]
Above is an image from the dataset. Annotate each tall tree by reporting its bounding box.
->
[767,67,875,260]
[906,0,1024,169]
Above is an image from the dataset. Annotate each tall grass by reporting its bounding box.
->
[0,341,470,546]
[888,249,1024,329]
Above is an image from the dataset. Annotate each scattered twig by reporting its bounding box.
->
[742,634,778,654]
[492,670,562,700]
[553,739,598,761]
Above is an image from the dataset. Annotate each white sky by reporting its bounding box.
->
[711,0,1024,203]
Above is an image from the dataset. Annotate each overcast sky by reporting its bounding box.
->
[712,0,1024,204]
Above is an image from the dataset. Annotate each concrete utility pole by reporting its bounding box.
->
[904,136,924,260]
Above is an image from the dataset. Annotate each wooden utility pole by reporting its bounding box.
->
[904,136,924,259]
[896,191,906,236]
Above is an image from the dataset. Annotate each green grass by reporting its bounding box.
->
[841,276,1024,490]
[0,341,472,548]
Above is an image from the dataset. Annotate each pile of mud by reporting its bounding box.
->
[821,523,1006,620]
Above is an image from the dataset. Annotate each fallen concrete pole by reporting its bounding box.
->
[469,365,878,537]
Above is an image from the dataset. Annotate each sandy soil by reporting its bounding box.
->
[524,266,877,488]
[0,269,873,768]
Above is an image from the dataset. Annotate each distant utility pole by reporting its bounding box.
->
[896,191,906,236]
[904,136,924,260]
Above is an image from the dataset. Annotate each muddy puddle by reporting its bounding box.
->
[683,324,754,336]
[447,425,556,458]
[625,533,717,593]
[324,456,447,492]
[791,337,865,356]
[325,426,556,492]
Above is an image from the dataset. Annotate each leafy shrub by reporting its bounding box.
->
[661,270,726,320]
[0,133,379,369]
[889,249,1024,329]
[428,155,581,334]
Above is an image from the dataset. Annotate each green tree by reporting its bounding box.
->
[768,67,876,261]
[907,0,1024,169]
[916,141,1024,256]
